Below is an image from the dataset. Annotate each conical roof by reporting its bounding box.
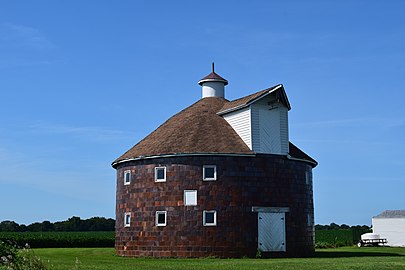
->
[198,63,228,86]
[198,71,228,86]
[113,97,253,166]
[112,87,317,167]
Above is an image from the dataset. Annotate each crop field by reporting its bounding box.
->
[315,229,354,246]
[32,246,405,270]
[0,231,114,248]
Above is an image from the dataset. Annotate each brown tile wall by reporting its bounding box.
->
[115,154,314,258]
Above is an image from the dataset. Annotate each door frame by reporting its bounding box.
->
[252,207,290,252]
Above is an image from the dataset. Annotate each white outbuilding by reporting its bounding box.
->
[372,210,405,247]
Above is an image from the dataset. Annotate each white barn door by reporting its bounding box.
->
[258,212,286,252]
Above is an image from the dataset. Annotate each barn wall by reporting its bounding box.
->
[373,218,405,247]
[115,154,314,258]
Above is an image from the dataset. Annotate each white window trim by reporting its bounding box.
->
[124,170,131,185]
[155,211,167,226]
[184,190,197,206]
[203,210,217,226]
[124,212,131,227]
[155,166,166,182]
[203,165,217,181]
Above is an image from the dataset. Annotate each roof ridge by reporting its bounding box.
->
[217,85,282,114]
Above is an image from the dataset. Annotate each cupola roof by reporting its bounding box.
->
[198,63,228,86]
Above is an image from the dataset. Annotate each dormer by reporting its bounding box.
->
[218,85,291,155]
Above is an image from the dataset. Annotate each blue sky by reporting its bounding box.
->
[1,1,404,226]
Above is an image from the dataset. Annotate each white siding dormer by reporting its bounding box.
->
[251,98,289,154]
[220,86,290,155]
[222,107,252,149]
[279,107,289,153]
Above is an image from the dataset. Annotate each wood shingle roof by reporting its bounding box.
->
[218,84,290,114]
[113,97,253,165]
[218,87,275,113]
[113,88,316,167]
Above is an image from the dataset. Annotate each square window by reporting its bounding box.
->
[124,170,131,185]
[156,211,167,226]
[155,167,166,182]
[184,190,197,206]
[203,165,216,181]
[203,210,217,226]
[124,212,131,227]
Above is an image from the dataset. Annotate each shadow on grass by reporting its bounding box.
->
[315,250,404,258]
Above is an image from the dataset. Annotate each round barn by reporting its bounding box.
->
[112,66,317,258]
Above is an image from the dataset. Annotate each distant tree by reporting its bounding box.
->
[41,221,54,231]
[19,224,27,232]
[315,224,328,230]
[23,221,54,232]
[70,216,82,231]
[329,223,340,230]
[351,225,372,234]
[27,222,43,232]
[0,216,115,232]
[315,224,372,232]
[85,217,115,231]
[0,221,20,232]
[53,216,115,231]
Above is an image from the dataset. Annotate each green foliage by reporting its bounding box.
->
[315,224,372,247]
[0,221,20,232]
[255,248,261,258]
[314,242,335,249]
[0,240,48,270]
[1,240,18,262]
[315,223,371,232]
[0,232,114,248]
[0,217,115,232]
[315,229,354,247]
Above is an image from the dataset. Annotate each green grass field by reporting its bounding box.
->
[33,247,405,270]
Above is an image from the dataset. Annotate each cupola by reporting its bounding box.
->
[198,63,228,98]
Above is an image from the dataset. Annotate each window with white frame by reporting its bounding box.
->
[124,170,131,185]
[155,167,166,182]
[124,212,131,227]
[184,190,197,206]
[155,211,167,226]
[203,165,216,181]
[203,210,217,226]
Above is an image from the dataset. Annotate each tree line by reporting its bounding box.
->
[0,216,115,232]
[315,223,371,231]
[1,218,370,233]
